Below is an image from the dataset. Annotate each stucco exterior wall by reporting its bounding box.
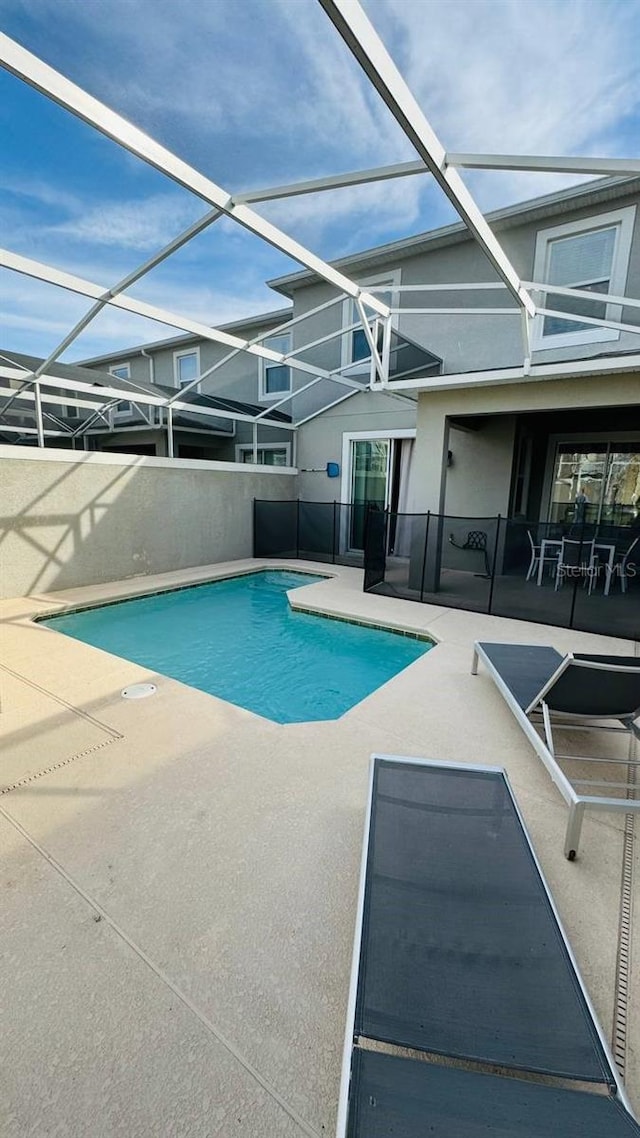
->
[0,446,296,599]
[294,389,416,501]
[445,416,517,517]
[413,370,640,514]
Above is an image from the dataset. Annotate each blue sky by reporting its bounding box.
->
[1,0,639,360]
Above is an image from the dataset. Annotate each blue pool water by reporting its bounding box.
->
[42,570,432,723]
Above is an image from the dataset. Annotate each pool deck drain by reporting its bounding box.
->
[0,557,638,1136]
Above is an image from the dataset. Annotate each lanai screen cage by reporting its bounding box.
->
[1,0,639,454]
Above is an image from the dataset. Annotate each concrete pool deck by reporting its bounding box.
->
[1,558,638,1135]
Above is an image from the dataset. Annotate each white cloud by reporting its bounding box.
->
[50,193,204,252]
[369,0,639,205]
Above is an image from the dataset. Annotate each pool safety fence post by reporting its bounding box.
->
[333,500,338,564]
[420,512,431,602]
[568,520,585,631]
[487,514,501,614]
[296,499,300,560]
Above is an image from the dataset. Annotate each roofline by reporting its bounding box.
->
[381,351,640,394]
[75,306,292,367]
[267,175,640,296]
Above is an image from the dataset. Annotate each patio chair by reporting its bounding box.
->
[472,642,640,859]
[448,529,491,577]
[526,528,559,582]
[604,534,639,596]
[337,755,640,1137]
[554,537,597,594]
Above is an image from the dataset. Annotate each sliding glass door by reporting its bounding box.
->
[350,439,390,549]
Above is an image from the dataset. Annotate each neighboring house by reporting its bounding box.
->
[0,350,293,456]
[73,174,640,535]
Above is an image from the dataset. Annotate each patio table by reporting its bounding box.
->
[536,540,615,590]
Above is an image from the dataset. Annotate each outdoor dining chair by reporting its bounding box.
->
[554,537,597,594]
[526,529,559,582]
[604,534,639,596]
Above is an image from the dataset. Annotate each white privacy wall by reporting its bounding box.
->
[0,447,296,598]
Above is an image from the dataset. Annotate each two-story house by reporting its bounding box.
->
[77,174,640,538]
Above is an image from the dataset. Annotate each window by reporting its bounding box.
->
[259,334,291,400]
[532,207,636,349]
[109,363,132,419]
[341,270,401,374]
[547,441,640,528]
[236,444,290,466]
[174,348,200,391]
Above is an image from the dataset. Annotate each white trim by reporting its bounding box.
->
[109,362,132,420]
[234,442,292,466]
[173,346,201,392]
[341,269,401,376]
[340,427,416,505]
[531,206,637,350]
[258,331,292,401]
[377,351,640,393]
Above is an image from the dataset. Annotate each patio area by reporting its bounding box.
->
[1,560,639,1136]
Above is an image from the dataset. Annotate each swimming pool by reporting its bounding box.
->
[42,570,432,723]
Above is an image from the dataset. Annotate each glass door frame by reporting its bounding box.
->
[340,428,416,553]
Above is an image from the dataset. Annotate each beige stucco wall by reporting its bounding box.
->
[413,371,640,514]
[445,416,516,517]
[0,446,296,599]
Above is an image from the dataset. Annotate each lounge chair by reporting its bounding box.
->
[471,641,640,858]
[338,755,639,1137]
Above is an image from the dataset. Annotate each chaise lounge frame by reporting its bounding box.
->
[472,642,640,859]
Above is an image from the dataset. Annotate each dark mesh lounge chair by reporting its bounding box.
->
[472,642,640,858]
[338,756,639,1137]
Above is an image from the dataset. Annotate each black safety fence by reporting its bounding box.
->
[363,511,640,639]
[253,498,384,567]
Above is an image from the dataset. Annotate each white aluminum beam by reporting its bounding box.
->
[0,364,165,407]
[1,248,376,398]
[388,307,519,315]
[318,0,535,317]
[0,363,297,431]
[0,383,109,412]
[0,423,68,438]
[536,307,640,337]
[234,159,428,203]
[0,32,388,319]
[525,281,640,312]
[371,282,508,292]
[377,352,640,393]
[447,152,640,177]
[234,153,640,206]
[0,206,224,420]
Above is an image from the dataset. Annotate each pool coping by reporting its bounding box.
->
[22,561,439,646]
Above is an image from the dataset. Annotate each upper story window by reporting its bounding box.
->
[259,333,291,400]
[341,270,401,374]
[174,347,200,392]
[109,363,132,419]
[532,206,636,350]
